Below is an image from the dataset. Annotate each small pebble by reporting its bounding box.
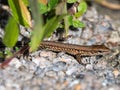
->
[113,69,119,78]
[45,71,57,78]
[86,64,93,70]
[66,67,78,76]
[38,57,51,68]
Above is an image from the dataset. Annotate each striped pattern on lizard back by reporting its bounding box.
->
[39,41,110,57]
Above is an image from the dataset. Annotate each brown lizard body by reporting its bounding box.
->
[40,41,110,63]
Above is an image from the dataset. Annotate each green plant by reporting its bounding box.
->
[2,0,87,52]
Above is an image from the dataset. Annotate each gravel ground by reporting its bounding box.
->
[0,3,120,90]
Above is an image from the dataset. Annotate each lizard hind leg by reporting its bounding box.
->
[75,54,82,64]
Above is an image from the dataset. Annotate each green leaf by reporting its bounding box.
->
[43,16,57,37]
[67,0,77,3]
[30,24,44,52]
[38,2,48,14]
[48,0,58,9]
[30,0,43,23]
[73,20,85,28]
[29,0,44,52]
[75,1,87,18]
[3,17,19,47]
[4,49,13,58]
[64,15,69,36]
[0,51,4,58]
[44,15,66,37]
[63,2,69,36]
[68,15,73,26]
[8,0,31,27]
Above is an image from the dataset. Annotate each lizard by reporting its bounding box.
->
[39,41,110,63]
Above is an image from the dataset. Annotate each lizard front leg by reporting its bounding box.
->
[75,54,82,64]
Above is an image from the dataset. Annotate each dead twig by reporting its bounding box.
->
[94,0,120,10]
[0,45,29,69]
